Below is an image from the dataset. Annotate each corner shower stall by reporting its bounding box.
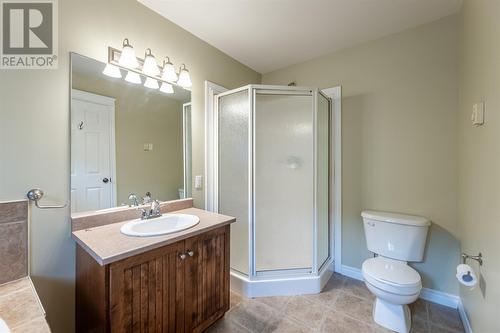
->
[214,85,332,297]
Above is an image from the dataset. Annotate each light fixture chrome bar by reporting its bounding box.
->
[107,47,190,90]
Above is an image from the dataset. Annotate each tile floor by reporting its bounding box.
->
[206,273,465,333]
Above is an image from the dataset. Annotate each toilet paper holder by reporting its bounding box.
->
[461,252,483,266]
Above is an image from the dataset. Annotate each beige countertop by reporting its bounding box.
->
[72,207,236,265]
[0,277,50,333]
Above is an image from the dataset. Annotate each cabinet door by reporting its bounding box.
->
[184,225,230,332]
[109,242,185,333]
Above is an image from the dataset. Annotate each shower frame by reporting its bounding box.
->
[212,84,334,297]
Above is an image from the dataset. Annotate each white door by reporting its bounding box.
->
[71,89,116,213]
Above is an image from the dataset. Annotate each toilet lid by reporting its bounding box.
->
[362,257,421,295]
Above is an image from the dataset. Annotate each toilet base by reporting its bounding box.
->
[373,298,411,333]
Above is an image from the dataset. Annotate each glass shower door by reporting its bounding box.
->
[218,89,250,275]
[217,85,331,282]
[317,92,330,269]
[254,91,314,272]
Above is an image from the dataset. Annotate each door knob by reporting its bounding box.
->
[102,178,110,183]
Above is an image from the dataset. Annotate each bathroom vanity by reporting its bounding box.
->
[72,201,235,333]
[68,52,237,332]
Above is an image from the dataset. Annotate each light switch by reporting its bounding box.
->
[471,102,484,126]
[143,143,153,151]
[195,175,203,189]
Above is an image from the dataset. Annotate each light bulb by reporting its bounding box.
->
[102,63,122,78]
[118,38,139,68]
[177,64,192,88]
[160,82,174,94]
[144,77,159,89]
[125,71,141,84]
[161,57,178,82]
[142,48,160,76]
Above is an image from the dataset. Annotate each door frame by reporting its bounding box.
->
[71,88,117,208]
[205,82,343,275]
[183,102,192,199]
[204,81,228,210]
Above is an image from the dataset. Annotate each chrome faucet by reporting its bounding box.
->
[128,193,140,207]
[129,192,154,207]
[139,199,162,220]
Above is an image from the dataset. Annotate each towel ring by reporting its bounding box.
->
[27,188,68,209]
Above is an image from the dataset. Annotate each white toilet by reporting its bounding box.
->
[361,210,430,333]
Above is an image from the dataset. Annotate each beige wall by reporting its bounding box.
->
[263,15,460,294]
[458,1,500,332]
[0,0,260,331]
[72,70,186,205]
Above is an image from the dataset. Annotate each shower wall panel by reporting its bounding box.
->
[255,93,314,271]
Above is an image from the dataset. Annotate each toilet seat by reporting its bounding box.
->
[362,257,421,296]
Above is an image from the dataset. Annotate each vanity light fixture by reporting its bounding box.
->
[144,77,159,89]
[177,64,192,88]
[102,63,122,78]
[161,57,178,82]
[160,82,174,94]
[106,38,192,91]
[142,48,160,77]
[118,38,139,68]
[125,71,141,84]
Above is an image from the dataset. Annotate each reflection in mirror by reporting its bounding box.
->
[70,53,191,214]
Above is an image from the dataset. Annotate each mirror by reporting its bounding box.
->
[70,53,191,214]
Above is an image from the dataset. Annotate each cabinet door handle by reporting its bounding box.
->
[187,250,194,257]
[179,253,187,260]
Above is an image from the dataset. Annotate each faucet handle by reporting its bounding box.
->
[142,192,152,204]
[128,193,139,207]
[151,200,162,215]
[138,208,148,219]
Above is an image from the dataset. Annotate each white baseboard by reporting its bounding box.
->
[458,299,473,333]
[339,265,460,309]
[340,264,364,281]
[420,287,459,309]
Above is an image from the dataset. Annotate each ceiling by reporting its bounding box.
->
[139,0,462,74]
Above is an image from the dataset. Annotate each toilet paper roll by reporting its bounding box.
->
[456,264,477,287]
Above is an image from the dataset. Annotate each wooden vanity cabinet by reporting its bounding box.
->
[76,225,230,333]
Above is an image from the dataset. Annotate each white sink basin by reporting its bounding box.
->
[120,214,200,237]
[0,317,9,333]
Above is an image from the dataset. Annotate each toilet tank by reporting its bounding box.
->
[361,210,430,262]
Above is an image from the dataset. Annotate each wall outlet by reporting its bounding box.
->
[479,273,486,298]
[195,175,203,190]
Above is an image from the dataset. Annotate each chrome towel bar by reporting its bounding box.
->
[27,188,68,209]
